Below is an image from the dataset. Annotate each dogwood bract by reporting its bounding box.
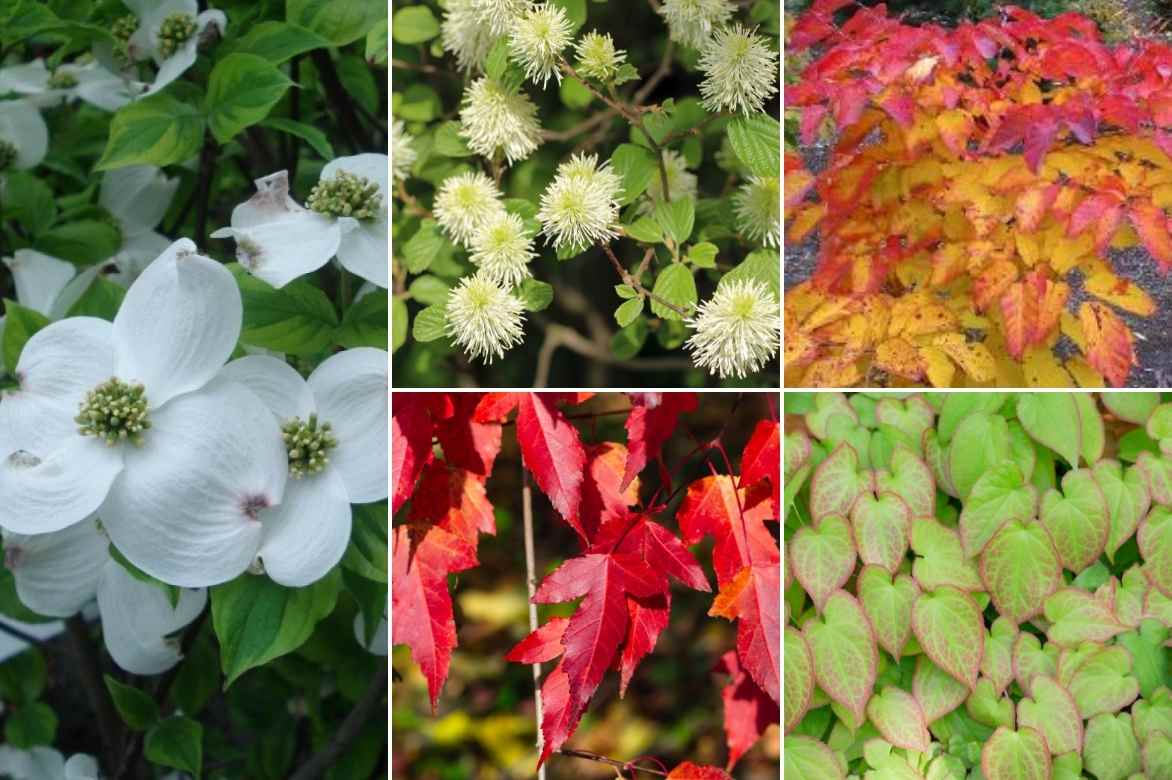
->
[118,0,227,96]
[100,165,180,284]
[217,348,389,586]
[212,154,390,289]
[0,239,288,588]
[0,100,48,174]
[0,58,138,112]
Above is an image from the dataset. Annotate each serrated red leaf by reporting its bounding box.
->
[1129,200,1172,273]
[1079,301,1137,387]
[433,393,502,476]
[392,395,432,514]
[601,515,712,593]
[391,524,477,712]
[741,420,780,511]
[517,393,587,530]
[667,762,734,779]
[473,392,521,422]
[709,564,782,705]
[999,271,1067,361]
[408,460,495,548]
[579,442,640,544]
[715,650,779,770]
[622,393,698,490]
[537,660,582,766]
[618,591,670,697]
[505,616,569,664]
[677,476,779,586]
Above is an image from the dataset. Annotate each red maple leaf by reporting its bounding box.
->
[709,563,782,706]
[432,392,502,476]
[622,393,698,491]
[408,460,495,551]
[714,650,779,770]
[579,442,641,545]
[677,476,778,586]
[667,761,734,779]
[741,420,780,510]
[516,393,588,530]
[391,395,432,514]
[504,616,569,664]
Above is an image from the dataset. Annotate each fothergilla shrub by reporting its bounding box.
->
[784,1,1172,388]
[784,391,1172,779]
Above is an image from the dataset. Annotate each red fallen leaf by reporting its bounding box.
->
[391,524,477,712]
[677,475,779,586]
[667,761,734,779]
[408,460,495,550]
[392,395,432,514]
[714,650,779,770]
[433,392,502,476]
[710,564,782,705]
[505,616,569,664]
[578,442,640,544]
[1129,200,1172,272]
[472,392,521,422]
[878,89,916,127]
[517,393,587,530]
[622,393,698,490]
[1080,301,1137,388]
[986,105,1058,173]
[741,420,780,511]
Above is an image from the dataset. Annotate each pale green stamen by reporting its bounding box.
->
[307,171,383,221]
[47,70,78,89]
[157,12,197,60]
[76,378,151,446]
[282,414,338,478]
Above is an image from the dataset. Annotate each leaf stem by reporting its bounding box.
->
[557,748,669,777]
[600,243,690,318]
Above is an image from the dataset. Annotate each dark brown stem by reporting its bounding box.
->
[557,749,668,777]
[288,54,302,180]
[65,616,124,774]
[311,49,363,153]
[600,243,690,318]
[287,666,388,780]
[194,138,218,249]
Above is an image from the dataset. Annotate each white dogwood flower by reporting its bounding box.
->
[658,0,734,49]
[391,120,416,182]
[121,0,227,95]
[441,0,499,73]
[433,171,506,248]
[0,59,141,112]
[217,348,388,586]
[101,165,180,284]
[459,77,543,165]
[734,176,780,248]
[698,24,779,114]
[2,250,77,318]
[446,276,526,363]
[470,211,537,286]
[4,518,206,674]
[211,155,389,289]
[685,278,779,378]
[0,239,288,588]
[537,152,622,250]
[0,100,48,174]
[509,3,573,88]
[574,32,627,82]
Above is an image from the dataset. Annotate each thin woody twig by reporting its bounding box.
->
[521,472,546,780]
[600,243,691,318]
[533,323,693,387]
[558,748,669,777]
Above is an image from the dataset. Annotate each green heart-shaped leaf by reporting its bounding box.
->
[1093,459,1150,560]
[980,726,1050,780]
[1139,505,1172,598]
[790,515,856,612]
[784,736,846,780]
[866,686,930,753]
[851,493,911,574]
[876,446,935,517]
[784,627,814,733]
[1039,468,1109,572]
[959,460,1036,558]
[912,586,983,689]
[1083,713,1141,780]
[804,591,878,724]
[965,678,1014,730]
[810,444,865,521]
[1016,393,1081,466]
[857,566,919,660]
[1044,588,1127,647]
[980,519,1061,624]
[979,618,1018,695]
[1066,646,1139,719]
[1011,633,1058,697]
[911,517,982,592]
[913,656,968,724]
[948,412,1011,499]
[1136,450,1172,505]
[1102,391,1160,424]
[1017,675,1083,755]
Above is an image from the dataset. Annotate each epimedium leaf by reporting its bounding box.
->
[1117,619,1169,699]
[1017,675,1082,755]
[784,736,847,780]
[980,726,1051,780]
[1012,633,1059,698]
[809,443,864,521]
[980,617,1018,695]
[911,585,984,689]
[1084,712,1141,780]
[958,459,1036,558]
[784,626,814,733]
[979,520,1061,624]
[850,493,910,575]
[206,53,294,144]
[875,447,935,516]
[1135,450,1172,505]
[1093,459,1150,560]
[913,655,969,724]
[803,590,877,724]
[1144,730,1172,779]
[866,686,931,753]
[857,566,919,660]
[1066,645,1140,719]
[1039,467,1110,572]
[96,90,205,171]
[1139,505,1172,598]
[1015,393,1082,467]
[965,678,1014,730]
[911,516,983,592]
[1044,587,1127,647]
[789,515,856,612]
[1102,391,1161,424]
[947,411,1011,499]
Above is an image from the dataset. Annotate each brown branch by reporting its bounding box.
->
[534,323,693,386]
[65,617,124,775]
[600,243,691,318]
[287,665,389,780]
[557,749,669,777]
[541,109,618,142]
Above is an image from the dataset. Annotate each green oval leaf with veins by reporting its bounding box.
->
[1012,633,1058,697]
[1116,619,1168,699]
[789,515,856,612]
[205,53,294,144]
[1044,587,1127,646]
[980,726,1051,780]
[1084,713,1141,780]
[1144,730,1172,779]
[911,586,983,689]
[805,393,858,440]
[784,736,846,780]
[966,678,1014,730]
[727,115,781,177]
[876,446,935,517]
[979,618,1017,695]
[1139,505,1172,597]
[803,591,877,724]
[1039,468,1109,571]
[850,493,910,574]
[958,460,1036,559]
[937,393,1007,444]
[649,263,696,321]
[857,566,919,660]
[1102,391,1160,424]
[1134,687,1172,743]
[866,686,930,753]
[1066,646,1139,719]
[913,655,969,724]
[875,396,933,453]
[1135,450,1172,504]
[1016,393,1082,466]
[96,91,205,171]
[911,517,983,592]
[948,412,1011,499]
[610,144,657,206]
[1093,459,1150,560]
[1017,676,1082,755]
[1072,393,1105,464]
[979,519,1061,624]
[809,443,864,521]
[784,626,814,734]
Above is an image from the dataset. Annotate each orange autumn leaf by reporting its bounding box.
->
[1079,301,1137,387]
[1129,200,1172,272]
[998,272,1068,360]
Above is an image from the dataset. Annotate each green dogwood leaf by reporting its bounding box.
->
[912,586,984,689]
[804,591,878,724]
[790,515,856,612]
[1066,646,1140,719]
[784,736,846,780]
[958,460,1036,559]
[1139,505,1172,598]
[866,686,930,753]
[1084,712,1141,780]
[857,566,919,660]
[1039,468,1110,572]
[1044,588,1127,646]
[980,726,1050,780]
[948,412,1011,499]
[979,519,1061,624]
[911,517,982,592]
[876,446,935,517]
[1016,393,1082,467]
[1017,675,1083,755]
[809,443,865,521]
[851,493,911,574]
[1092,459,1150,560]
[784,627,815,734]
[913,656,969,725]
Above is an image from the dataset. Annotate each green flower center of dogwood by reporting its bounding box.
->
[76,378,151,446]
[47,70,78,89]
[0,140,17,172]
[111,14,138,66]
[307,171,382,221]
[282,414,337,478]
[157,12,197,59]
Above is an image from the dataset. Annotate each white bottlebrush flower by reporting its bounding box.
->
[470,211,537,286]
[123,0,227,95]
[658,0,734,49]
[0,58,142,112]
[537,152,623,250]
[574,31,627,82]
[698,24,779,114]
[433,171,506,248]
[640,149,698,211]
[445,276,526,363]
[459,77,543,165]
[441,0,499,73]
[685,278,780,378]
[509,3,573,88]
[391,120,416,182]
[217,349,388,586]
[0,239,289,588]
[734,176,781,248]
[212,154,389,289]
[4,518,206,674]
[0,100,48,174]
[473,0,532,36]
